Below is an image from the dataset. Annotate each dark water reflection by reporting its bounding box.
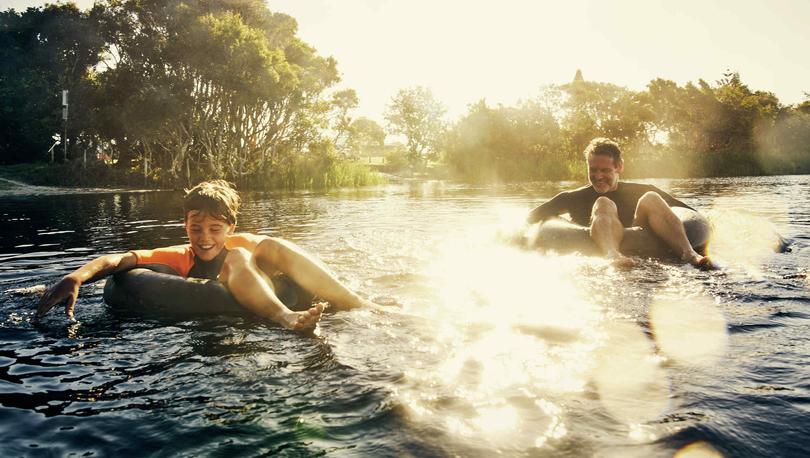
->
[1,176,809,457]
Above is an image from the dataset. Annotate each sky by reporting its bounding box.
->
[4,0,809,122]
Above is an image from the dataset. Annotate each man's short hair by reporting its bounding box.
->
[584,138,622,165]
[183,180,240,225]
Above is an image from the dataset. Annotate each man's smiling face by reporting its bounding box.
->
[588,153,623,194]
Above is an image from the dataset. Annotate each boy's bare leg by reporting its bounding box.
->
[590,197,636,267]
[633,192,716,269]
[254,238,374,311]
[219,248,323,330]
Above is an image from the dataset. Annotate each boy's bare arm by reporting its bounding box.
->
[225,232,267,252]
[35,252,138,321]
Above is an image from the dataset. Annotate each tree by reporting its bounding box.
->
[798,93,810,115]
[384,86,446,167]
[444,99,565,182]
[88,0,340,185]
[0,4,104,164]
[329,88,358,152]
[557,79,654,160]
[644,72,786,176]
[346,117,385,157]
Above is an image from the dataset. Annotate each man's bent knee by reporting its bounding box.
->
[592,196,618,218]
[637,191,667,211]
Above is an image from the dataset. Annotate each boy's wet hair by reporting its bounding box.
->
[584,138,622,165]
[183,180,240,225]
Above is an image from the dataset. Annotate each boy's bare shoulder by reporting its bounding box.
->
[226,232,269,250]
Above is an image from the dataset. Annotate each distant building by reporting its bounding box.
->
[365,156,386,166]
[573,69,584,82]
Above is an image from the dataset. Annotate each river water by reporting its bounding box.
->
[1,176,808,457]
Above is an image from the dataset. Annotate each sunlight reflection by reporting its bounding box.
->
[650,295,727,366]
[706,196,788,275]
[628,423,657,442]
[534,398,568,447]
[593,321,670,425]
[67,320,81,339]
[470,404,519,433]
[427,239,600,333]
[675,441,724,458]
[394,214,603,450]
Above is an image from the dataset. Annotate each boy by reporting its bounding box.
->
[35,180,373,329]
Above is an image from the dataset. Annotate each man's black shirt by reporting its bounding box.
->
[527,182,693,227]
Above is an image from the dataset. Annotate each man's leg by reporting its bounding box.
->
[253,238,373,311]
[219,247,323,330]
[590,197,636,267]
[633,192,714,268]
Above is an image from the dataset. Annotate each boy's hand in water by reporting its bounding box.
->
[35,275,80,322]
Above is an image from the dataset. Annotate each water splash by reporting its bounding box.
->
[592,320,670,426]
[388,217,607,451]
[649,294,727,366]
[706,198,788,278]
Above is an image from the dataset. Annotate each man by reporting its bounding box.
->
[527,138,714,268]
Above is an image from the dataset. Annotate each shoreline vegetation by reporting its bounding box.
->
[0,160,388,191]
[2,2,810,191]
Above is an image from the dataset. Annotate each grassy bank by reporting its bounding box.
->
[0,162,139,188]
[0,160,387,191]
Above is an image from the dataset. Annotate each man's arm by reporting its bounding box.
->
[527,192,567,224]
[36,252,138,321]
[650,185,695,211]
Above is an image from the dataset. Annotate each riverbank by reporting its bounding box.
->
[0,163,141,189]
[0,161,388,191]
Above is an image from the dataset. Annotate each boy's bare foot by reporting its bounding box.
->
[281,303,325,330]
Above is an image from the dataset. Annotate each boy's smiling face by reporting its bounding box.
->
[184,211,235,261]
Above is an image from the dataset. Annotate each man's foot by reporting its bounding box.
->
[281,303,325,330]
[685,254,719,271]
[607,252,637,268]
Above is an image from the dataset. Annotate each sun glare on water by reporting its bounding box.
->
[706,195,789,277]
[650,295,727,366]
[390,209,607,450]
[364,206,730,452]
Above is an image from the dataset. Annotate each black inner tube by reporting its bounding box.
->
[527,207,712,258]
[103,267,313,316]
